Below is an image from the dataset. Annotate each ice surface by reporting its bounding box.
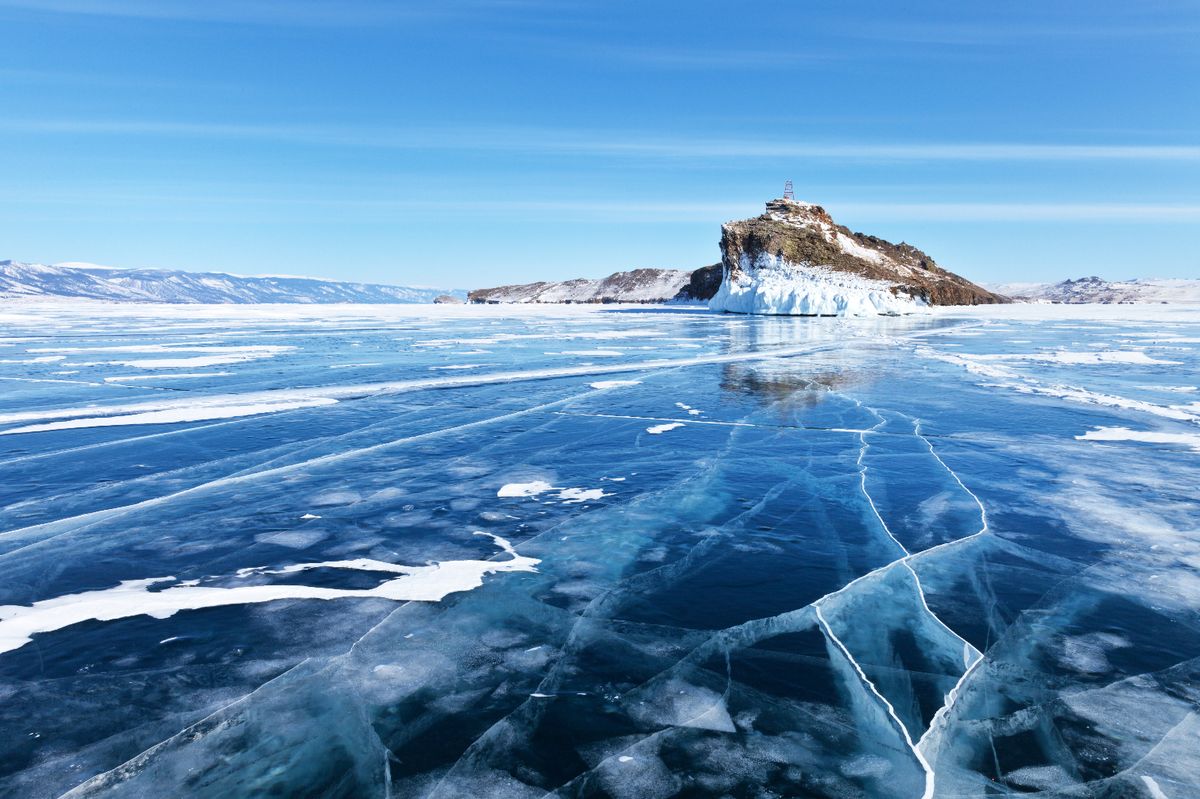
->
[0,300,1198,798]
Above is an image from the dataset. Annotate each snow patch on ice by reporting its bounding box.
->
[1142,776,1171,799]
[556,488,608,504]
[548,349,625,357]
[497,480,556,498]
[0,397,338,434]
[1076,426,1200,452]
[103,371,230,382]
[0,533,538,655]
[970,350,1181,366]
[589,380,642,389]
[497,480,612,504]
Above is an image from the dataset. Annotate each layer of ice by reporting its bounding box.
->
[0,300,1197,799]
[709,253,924,316]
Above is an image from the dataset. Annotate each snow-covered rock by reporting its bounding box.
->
[0,260,466,304]
[710,198,1005,316]
[710,252,924,316]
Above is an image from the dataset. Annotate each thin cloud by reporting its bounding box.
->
[6,189,1200,225]
[0,0,551,26]
[833,203,1200,223]
[4,118,1199,163]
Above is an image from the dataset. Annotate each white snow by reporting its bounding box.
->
[0,398,338,435]
[548,349,625,357]
[497,481,611,504]
[709,254,923,317]
[589,380,642,389]
[103,371,230,382]
[556,488,608,504]
[0,354,67,363]
[0,533,539,655]
[1076,426,1200,452]
[835,232,888,265]
[474,270,694,304]
[990,276,1200,304]
[967,350,1180,366]
[110,353,280,368]
[497,481,556,498]
[1145,385,1197,393]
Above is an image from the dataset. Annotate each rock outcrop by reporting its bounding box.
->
[710,199,1007,316]
[469,265,720,304]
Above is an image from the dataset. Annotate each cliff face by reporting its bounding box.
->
[712,199,1007,315]
[469,266,720,304]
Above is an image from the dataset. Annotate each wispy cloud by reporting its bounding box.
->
[847,16,1200,47]
[4,118,1199,163]
[0,0,553,26]
[833,203,1200,223]
[7,186,1200,225]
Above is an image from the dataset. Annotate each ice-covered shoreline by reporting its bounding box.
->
[708,253,926,316]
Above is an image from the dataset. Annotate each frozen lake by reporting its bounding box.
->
[1,301,1198,798]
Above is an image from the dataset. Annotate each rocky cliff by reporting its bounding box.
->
[469,265,720,304]
[710,199,1007,315]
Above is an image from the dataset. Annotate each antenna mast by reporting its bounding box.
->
[783,180,794,201]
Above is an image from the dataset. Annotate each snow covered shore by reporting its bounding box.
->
[708,253,925,316]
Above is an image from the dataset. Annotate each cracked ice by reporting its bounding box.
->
[0,301,1198,798]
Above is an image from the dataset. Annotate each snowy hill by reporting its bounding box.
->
[710,198,1007,316]
[469,265,721,304]
[0,260,466,304]
[989,276,1200,304]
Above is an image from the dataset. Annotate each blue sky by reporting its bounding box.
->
[1,0,1197,288]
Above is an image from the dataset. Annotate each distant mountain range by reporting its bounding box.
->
[469,265,722,304]
[0,260,466,304]
[988,276,1200,304]
[5,258,1198,308]
[473,198,1008,313]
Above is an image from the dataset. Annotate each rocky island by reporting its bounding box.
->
[710,198,1007,315]
[469,197,1006,315]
